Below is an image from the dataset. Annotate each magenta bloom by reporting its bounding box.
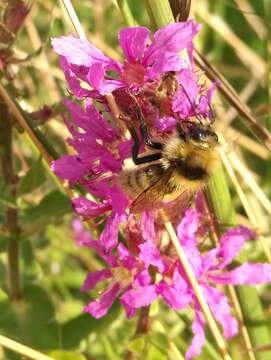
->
[73,218,168,318]
[51,21,213,252]
[175,209,271,359]
[73,208,271,359]
[52,21,200,96]
[51,21,215,135]
[52,21,271,360]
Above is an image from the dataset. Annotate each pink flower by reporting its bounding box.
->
[73,219,166,318]
[52,21,200,96]
[52,21,216,135]
[51,98,130,250]
[51,21,271,360]
[51,22,217,247]
[175,208,271,359]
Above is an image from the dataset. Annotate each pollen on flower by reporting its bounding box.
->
[111,267,133,289]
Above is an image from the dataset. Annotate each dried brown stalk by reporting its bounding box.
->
[196,2,265,81]
[194,50,271,151]
[0,102,21,300]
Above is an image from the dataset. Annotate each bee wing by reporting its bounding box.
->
[163,189,194,224]
[130,168,174,213]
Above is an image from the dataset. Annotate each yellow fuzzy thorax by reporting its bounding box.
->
[161,136,220,190]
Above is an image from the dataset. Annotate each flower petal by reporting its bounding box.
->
[217,226,255,269]
[72,196,111,218]
[117,243,136,269]
[201,284,238,338]
[177,208,199,243]
[52,36,118,68]
[72,219,117,266]
[172,69,198,117]
[60,57,95,98]
[52,155,91,183]
[86,62,123,95]
[177,208,202,276]
[210,263,271,285]
[121,285,158,310]
[100,212,125,250]
[144,20,200,79]
[139,242,166,273]
[110,185,129,214]
[134,269,152,287]
[186,303,205,360]
[119,27,150,63]
[155,116,176,132]
[157,266,191,309]
[65,99,117,142]
[140,211,156,243]
[81,269,112,292]
[84,283,120,318]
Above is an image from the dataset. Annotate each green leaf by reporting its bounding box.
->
[21,190,72,235]
[18,157,46,196]
[127,337,146,354]
[61,302,121,349]
[23,189,72,221]
[0,178,17,208]
[49,351,86,360]
[0,235,8,252]
[0,285,60,349]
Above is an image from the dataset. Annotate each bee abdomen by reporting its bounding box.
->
[119,169,150,196]
[119,164,164,197]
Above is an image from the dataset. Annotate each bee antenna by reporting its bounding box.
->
[176,122,186,140]
[178,83,204,125]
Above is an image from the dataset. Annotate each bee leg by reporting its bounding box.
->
[140,123,163,150]
[130,126,162,165]
[135,108,163,150]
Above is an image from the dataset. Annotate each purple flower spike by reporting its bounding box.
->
[52,21,271,360]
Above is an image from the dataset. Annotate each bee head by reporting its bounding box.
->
[176,122,218,149]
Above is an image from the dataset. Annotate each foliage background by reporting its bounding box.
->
[0,1,270,359]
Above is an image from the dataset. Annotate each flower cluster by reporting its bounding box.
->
[73,209,271,359]
[51,21,271,359]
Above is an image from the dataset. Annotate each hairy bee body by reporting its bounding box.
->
[119,125,219,212]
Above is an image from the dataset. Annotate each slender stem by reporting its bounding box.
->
[0,335,52,360]
[0,82,74,198]
[201,194,256,360]
[162,214,231,360]
[194,50,271,152]
[116,0,137,26]
[0,103,21,300]
[144,0,174,28]
[124,306,150,360]
[135,306,150,335]
[219,146,271,263]
[0,82,53,165]
[60,0,125,134]
[61,0,87,40]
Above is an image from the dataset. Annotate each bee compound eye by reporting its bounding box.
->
[213,132,219,142]
[198,131,207,141]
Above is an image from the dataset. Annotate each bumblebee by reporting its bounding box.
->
[119,106,219,213]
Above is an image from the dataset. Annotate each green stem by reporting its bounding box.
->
[116,0,137,26]
[264,0,271,131]
[0,102,21,300]
[124,306,150,360]
[144,0,174,29]
[207,167,271,360]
